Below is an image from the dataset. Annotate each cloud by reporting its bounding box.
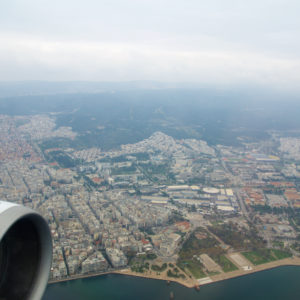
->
[0,0,300,89]
[0,33,299,89]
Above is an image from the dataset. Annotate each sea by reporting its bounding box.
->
[43,266,300,300]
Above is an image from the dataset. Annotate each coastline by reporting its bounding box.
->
[48,271,113,284]
[207,256,300,286]
[48,256,300,288]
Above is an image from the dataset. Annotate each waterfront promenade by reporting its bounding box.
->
[49,256,300,289]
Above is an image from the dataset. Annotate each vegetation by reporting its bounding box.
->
[130,260,150,273]
[179,228,219,259]
[146,253,157,260]
[83,175,104,188]
[111,165,137,175]
[167,269,185,279]
[213,255,238,272]
[110,155,129,163]
[140,163,169,174]
[5,91,300,151]
[177,228,221,278]
[138,162,174,184]
[243,249,292,265]
[207,271,220,276]
[272,249,292,260]
[291,242,300,252]
[177,259,206,279]
[177,227,237,273]
[139,227,155,235]
[253,205,296,216]
[168,211,186,224]
[209,222,265,251]
[131,152,150,161]
[129,252,160,273]
[151,263,167,272]
[252,205,273,214]
[272,241,284,249]
[291,209,300,228]
[44,150,79,168]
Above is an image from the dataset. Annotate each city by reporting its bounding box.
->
[1,113,300,287]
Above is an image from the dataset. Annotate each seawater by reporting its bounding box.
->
[43,266,300,300]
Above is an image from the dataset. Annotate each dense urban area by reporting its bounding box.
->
[1,113,300,285]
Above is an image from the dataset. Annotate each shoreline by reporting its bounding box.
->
[48,256,300,288]
[48,271,115,284]
[207,256,300,286]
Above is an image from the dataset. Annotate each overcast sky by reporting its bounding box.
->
[0,0,299,89]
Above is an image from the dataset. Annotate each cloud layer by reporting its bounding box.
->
[0,0,299,89]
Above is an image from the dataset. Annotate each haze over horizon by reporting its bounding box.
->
[0,0,300,91]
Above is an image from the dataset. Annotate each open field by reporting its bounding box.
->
[207,257,300,285]
[215,255,238,272]
[182,259,207,279]
[200,254,223,273]
[242,249,292,266]
[229,253,252,268]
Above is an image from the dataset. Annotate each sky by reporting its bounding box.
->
[0,0,299,89]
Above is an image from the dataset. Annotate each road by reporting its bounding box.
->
[216,149,249,220]
[234,188,250,221]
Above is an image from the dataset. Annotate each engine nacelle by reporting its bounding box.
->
[0,201,52,300]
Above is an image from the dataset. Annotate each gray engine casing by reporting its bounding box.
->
[0,201,52,300]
